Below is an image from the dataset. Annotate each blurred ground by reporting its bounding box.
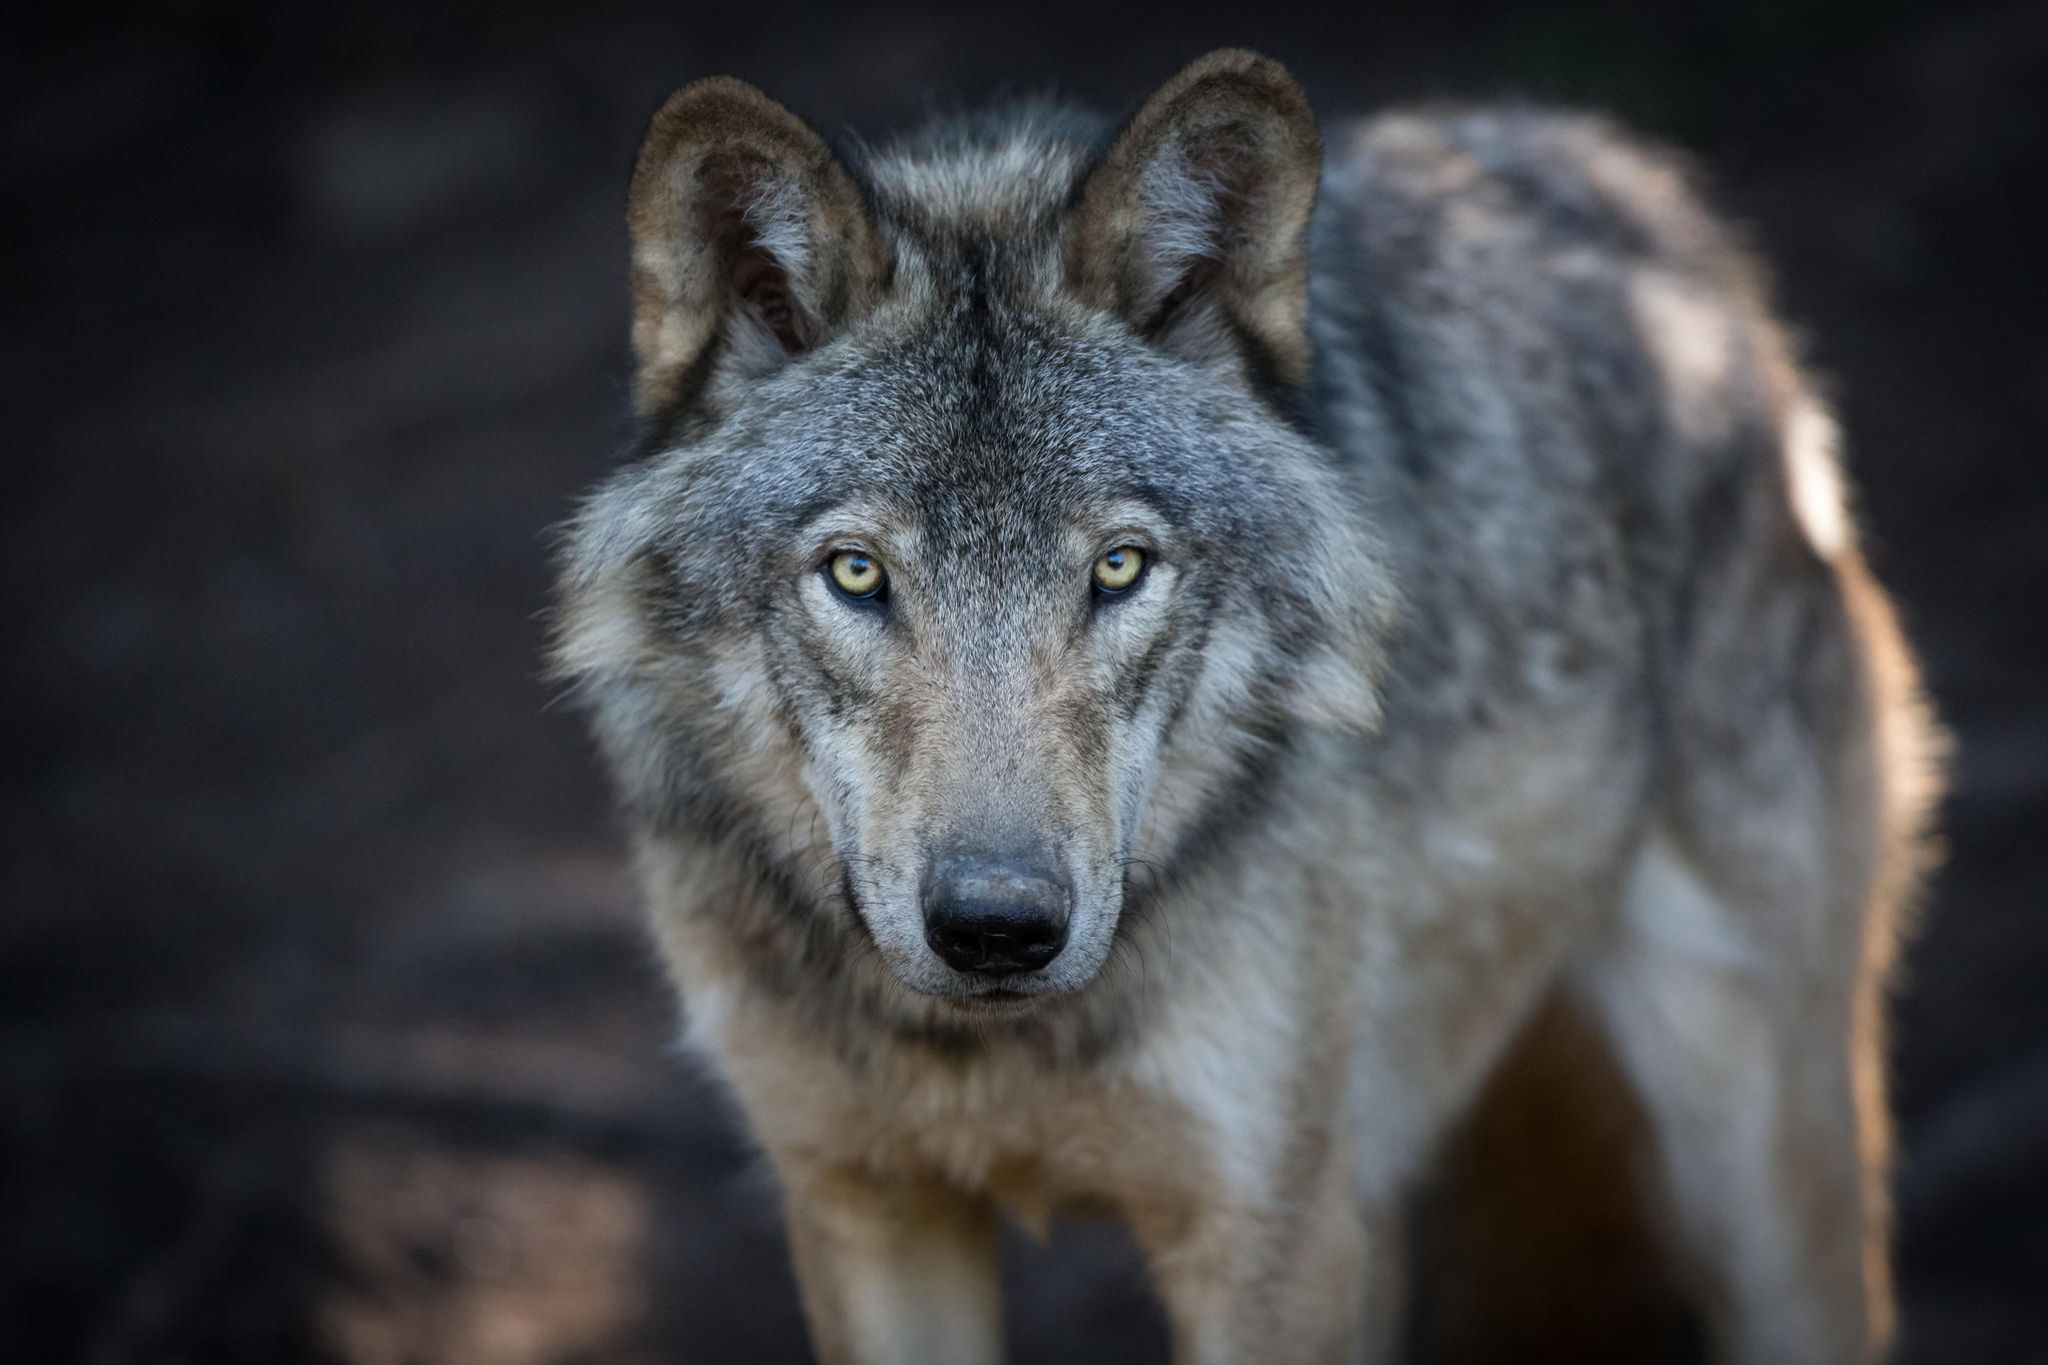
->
[4,2,2045,1361]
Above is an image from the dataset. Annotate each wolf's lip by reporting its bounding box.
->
[939,987,1040,1014]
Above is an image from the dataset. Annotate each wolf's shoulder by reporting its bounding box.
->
[1307,105,1818,747]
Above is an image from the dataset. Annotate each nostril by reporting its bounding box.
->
[922,859,1071,978]
[925,909,1068,976]
[926,917,1066,973]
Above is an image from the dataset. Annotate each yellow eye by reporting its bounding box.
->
[828,550,886,599]
[1092,546,1145,594]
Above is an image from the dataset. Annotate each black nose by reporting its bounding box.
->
[922,858,1071,978]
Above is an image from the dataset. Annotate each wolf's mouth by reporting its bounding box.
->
[939,987,1042,1016]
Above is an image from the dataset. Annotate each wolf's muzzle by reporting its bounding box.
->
[922,857,1071,977]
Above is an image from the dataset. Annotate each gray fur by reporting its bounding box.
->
[555,55,1938,1364]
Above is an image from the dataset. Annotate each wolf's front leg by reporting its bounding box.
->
[1134,1141,1393,1365]
[779,1168,1002,1365]
[1576,833,1894,1364]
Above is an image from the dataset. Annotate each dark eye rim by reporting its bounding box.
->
[822,552,889,606]
[1090,546,1151,602]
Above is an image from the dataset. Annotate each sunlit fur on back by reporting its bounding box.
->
[555,50,1940,1365]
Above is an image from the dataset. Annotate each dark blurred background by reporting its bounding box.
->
[5,2,2045,1361]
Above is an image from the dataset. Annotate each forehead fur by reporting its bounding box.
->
[860,100,1110,238]
[658,298,1270,551]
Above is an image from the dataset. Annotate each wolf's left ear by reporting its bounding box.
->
[627,78,887,416]
[1068,50,1322,385]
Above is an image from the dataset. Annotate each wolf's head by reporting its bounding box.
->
[556,52,1394,1013]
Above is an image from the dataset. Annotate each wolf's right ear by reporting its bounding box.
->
[1068,51,1322,386]
[626,78,887,416]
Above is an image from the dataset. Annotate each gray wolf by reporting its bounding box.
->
[552,49,1941,1363]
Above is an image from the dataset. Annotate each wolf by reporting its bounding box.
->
[552,49,1941,1364]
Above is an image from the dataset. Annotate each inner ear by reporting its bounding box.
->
[1133,127,1268,337]
[701,156,812,356]
[730,245,802,351]
[1142,256,1223,340]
